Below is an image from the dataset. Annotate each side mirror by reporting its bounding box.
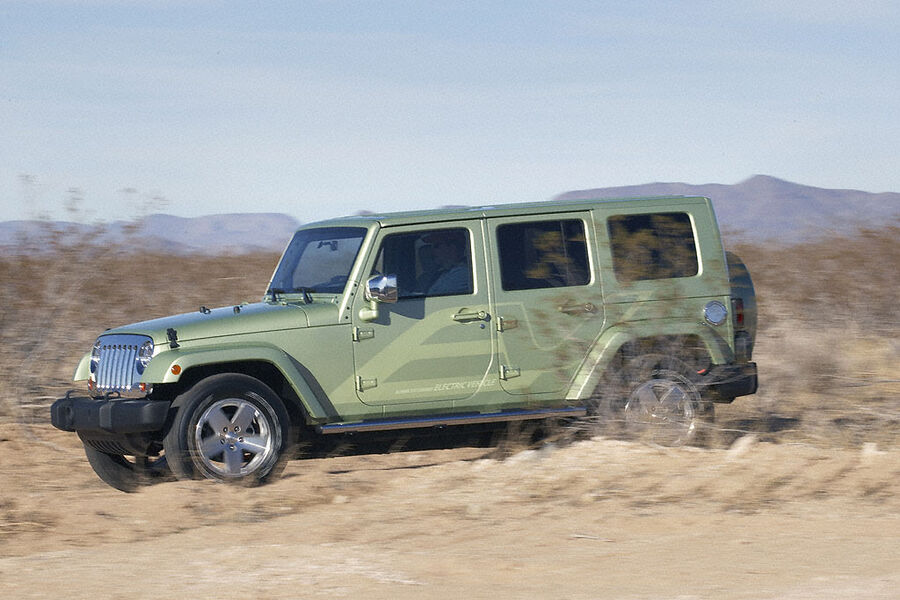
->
[360,274,397,321]
[365,274,398,304]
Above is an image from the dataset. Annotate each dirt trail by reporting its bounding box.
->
[1,423,897,599]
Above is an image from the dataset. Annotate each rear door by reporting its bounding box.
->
[488,213,606,396]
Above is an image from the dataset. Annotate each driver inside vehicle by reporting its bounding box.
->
[423,230,473,296]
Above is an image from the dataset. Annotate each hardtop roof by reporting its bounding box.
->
[300,195,711,229]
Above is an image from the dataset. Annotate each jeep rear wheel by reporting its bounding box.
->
[595,354,711,446]
[164,374,292,484]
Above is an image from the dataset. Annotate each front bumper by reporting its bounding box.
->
[51,393,171,434]
[701,361,758,403]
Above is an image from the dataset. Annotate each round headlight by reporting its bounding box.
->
[704,301,728,326]
[136,340,154,373]
[90,340,101,373]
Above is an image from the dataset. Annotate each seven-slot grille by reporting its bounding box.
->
[93,334,152,392]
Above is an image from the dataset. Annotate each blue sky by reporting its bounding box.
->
[2,1,898,224]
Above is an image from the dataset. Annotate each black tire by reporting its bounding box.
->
[83,445,173,493]
[593,354,713,446]
[163,373,292,484]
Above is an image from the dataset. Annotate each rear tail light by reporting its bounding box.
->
[732,298,745,328]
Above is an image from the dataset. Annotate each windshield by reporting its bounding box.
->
[269,227,367,295]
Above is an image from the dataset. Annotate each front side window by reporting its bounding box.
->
[607,212,698,281]
[371,228,473,298]
[496,219,590,291]
[269,227,367,294]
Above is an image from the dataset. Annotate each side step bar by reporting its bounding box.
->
[317,406,587,435]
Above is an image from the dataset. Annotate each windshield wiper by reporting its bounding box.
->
[266,287,314,304]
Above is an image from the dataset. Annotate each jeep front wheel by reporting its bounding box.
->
[164,374,291,484]
[83,445,172,492]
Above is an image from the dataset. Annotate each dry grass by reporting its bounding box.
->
[1,220,897,448]
[0,223,278,418]
[715,222,900,449]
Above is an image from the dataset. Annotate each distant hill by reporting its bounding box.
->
[0,213,301,255]
[556,175,899,241]
[130,213,301,254]
[2,176,897,253]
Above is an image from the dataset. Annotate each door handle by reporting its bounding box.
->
[557,302,597,315]
[452,310,490,322]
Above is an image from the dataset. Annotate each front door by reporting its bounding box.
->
[351,221,496,406]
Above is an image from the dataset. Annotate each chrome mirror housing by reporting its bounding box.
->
[365,274,398,304]
[360,274,398,321]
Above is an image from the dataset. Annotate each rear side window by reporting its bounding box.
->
[497,219,590,291]
[607,212,698,281]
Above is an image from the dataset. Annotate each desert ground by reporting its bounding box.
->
[2,407,898,599]
[1,225,897,598]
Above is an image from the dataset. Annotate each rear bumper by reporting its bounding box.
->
[701,362,758,402]
[51,393,171,434]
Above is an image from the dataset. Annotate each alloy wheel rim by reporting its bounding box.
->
[625,377,697,444]
[193,397,275,478]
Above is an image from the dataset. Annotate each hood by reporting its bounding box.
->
[103,301,315,345]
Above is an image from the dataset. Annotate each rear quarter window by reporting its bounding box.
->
[607,212,698,281]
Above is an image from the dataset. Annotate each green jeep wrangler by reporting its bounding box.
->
[52,196,758,491]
